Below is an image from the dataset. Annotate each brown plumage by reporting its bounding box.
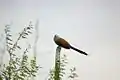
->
[54,35,88,56]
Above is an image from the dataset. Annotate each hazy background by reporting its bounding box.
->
[0,0,120,80]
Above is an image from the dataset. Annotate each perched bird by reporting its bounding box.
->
[54,35,88,56]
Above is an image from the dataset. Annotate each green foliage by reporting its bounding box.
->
[59,54,68,79]
[0,22,40,80]
[48,46,68,80]
[68,67,78,80]
[54,46,61,80]
[0,21,79,80]
[48,46,78,80]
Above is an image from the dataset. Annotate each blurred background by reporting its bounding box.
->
[0,0,120,80]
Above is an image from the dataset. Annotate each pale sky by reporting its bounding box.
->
[0,0,120,80]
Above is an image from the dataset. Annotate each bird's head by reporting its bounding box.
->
[54,34,60,41]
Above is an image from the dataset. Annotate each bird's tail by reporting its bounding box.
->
[70,45,88,56]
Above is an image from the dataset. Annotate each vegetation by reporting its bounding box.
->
[48,46,78,80]
[0,21,78,80]
[0,22,40,80]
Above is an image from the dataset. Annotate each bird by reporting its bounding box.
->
[54,35,88,56]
